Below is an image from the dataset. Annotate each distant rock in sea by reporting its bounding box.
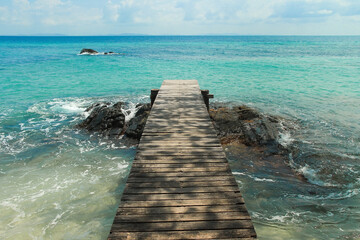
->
[79,49,123,55]
[80,48,98,54]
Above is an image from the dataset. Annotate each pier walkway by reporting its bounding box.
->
[108,80,256,239]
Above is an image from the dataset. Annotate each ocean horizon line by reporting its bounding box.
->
[1,34,360,37]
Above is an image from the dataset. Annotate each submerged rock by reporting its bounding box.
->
[80,48,98,54]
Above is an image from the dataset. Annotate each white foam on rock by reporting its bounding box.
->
[121,102,141,123]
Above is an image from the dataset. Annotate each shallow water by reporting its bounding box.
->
[0,36,359,239]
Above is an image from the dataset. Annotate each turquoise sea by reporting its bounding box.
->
[0,36,359,239]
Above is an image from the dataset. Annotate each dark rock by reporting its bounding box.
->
[77,102,125,137]
[80,48,98,54]
[77,101,151,141]
[210,105,287,154]
[125,104,151,140]
[233,105,260,120]
[135,103,151,117]
[84,102,110,112]
[209,107,243,137]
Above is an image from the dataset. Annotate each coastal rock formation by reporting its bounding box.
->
[209,105,289,154]
[77,101,289,153]
[125,104,151,140]
[80,48,98,54]
[77,102,125,137]
[77,102,151,140]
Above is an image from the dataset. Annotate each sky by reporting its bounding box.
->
[0,0,360,35]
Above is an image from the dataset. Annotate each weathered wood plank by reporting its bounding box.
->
[108,229,256,240]
[136,151,226,157]
[133,159,228,164]
[125,179,237,188]
[131,163,228,168]
[114,212,251,223]
[140,135,220,139]
[120,192,242,201]
[134,155,227,160]
[129,166,231,173]
[137,146,224,151]
[120,198,245,208]
[126,176,236,183]
[123,186,241,194]
[111,220,254,232]
[117,205,249,215]
[128,171,234,178]
[138,142,221,147]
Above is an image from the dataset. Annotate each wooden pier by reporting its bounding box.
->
[108,80,256,239]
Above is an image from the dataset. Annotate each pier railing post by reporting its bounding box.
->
[201,89,214,111]
[150,89,159,107]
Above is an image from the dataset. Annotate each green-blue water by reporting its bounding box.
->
[0,36,359,239]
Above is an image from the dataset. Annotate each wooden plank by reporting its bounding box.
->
[128,171,234,178]
[144,123,214,127]
[111,220,254,232]
[131,163,229,168]
[123,186,241,194]
[119,198,245,208]
[120,192,242,201]
[114,212,251,223]
[108,229,256,240]
[139,140,221,145]
[141,133,220,138]
[132,159,228,164]
[134,155,227,160]
[141,136,220,140]
[136,152,226,157]
[137,146,224,151]
[139,141,221,145]
[117,205,249,215]
[126,176,236,183]
[125,179,238,188]
[129,166,231,173]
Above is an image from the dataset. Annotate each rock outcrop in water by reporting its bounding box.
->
[77,102,151,140]
[77,102,125,137]
[80,48,98,54]
[79,49,122,55]
[209,105,289,154]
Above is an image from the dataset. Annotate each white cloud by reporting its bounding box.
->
[3,0,102,27]
[236,1,282,23]
[317,9,333,15]
[33,0,65,10]
[0,7,9,22]
[104,0,121,22]
[10,0,32,25]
